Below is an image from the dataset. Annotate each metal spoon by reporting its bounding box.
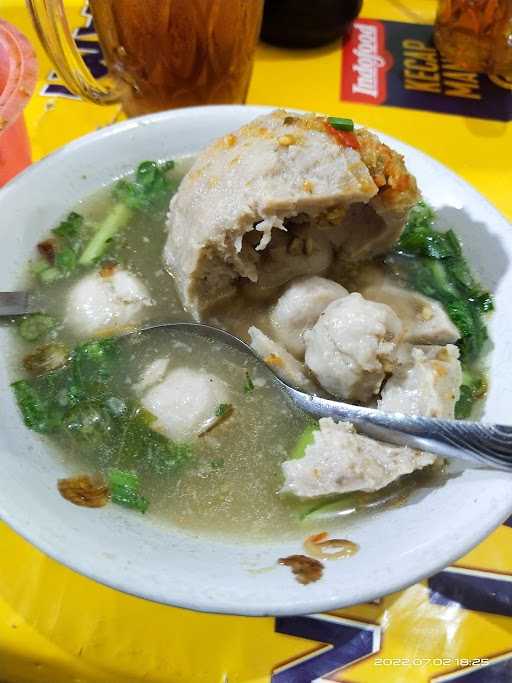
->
[138,322,512,472]
[2,290,511,472]
[0,291,34,316]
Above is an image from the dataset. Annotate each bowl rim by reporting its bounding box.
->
[1,104,512,616]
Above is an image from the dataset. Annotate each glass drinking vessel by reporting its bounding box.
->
[0,19,37,186]
[434,0,512,80]
[27,0,264,117]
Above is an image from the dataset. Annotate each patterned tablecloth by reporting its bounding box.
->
[0,1,511,682]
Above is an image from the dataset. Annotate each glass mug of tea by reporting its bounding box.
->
[27,0,264,117]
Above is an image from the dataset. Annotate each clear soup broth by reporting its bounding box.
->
[9,157,483,540]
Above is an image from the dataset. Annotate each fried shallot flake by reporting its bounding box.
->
[278,554,324,584]
[57,474,109,508]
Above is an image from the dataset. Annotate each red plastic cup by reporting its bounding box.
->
[0,19,38,187]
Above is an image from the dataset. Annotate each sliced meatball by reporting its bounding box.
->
[350,127,420,258]
[281,418,435,497]
[378,344,461,418]
[253,224,334,289]
[304,293,402,403]
[362,280,460,345]
[139,366,230,442]
[248,326,317,393]
[165,109,419,319]
[65,269,153,337]
[270,276,348,358]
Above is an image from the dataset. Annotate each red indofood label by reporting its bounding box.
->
[341,18,393,105]
[340,18,511,121]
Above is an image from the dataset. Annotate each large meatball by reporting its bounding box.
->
[165,109,419,319]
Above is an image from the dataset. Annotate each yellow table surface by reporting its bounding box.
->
[0,1,511,682]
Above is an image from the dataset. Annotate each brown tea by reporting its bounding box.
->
[89,0,263,116]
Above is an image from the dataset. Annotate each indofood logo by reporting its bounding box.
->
[341,19,393,104]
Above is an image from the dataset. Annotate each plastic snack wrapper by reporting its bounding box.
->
[0,1,511,682]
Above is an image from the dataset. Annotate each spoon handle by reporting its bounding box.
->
[355,414,512,470]
[131,322,512,471]
[290,392,512,470]
[0,291,33,316]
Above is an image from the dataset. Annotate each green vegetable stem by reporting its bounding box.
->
[78,202,132,266]
[34,160,177,282]
[243,371,255,393]
[80,160,176,266]
[290,422,319,460]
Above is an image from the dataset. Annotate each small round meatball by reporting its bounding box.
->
[304,293,402,403]
[270,276,348,358]
[65,269,153,337]
[140,366,230,442]
[378,344,461,418]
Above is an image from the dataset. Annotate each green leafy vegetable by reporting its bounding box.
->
[11,337,193,512]
[11,364,74,433]
[455,369,488,419]
[113,160,176,214]
[54,246,78,273]
[12,379,56,433]
[390,201,492,419]
[65,401,115,447]
[243,371,255,393]
[79,160,176,265]
[397,203,458,260]
[327,116,354,132]
[52,211,84,242]
[35,212,88,284]
[117,407,193,475]
[215,403,232,418]
[108,469,149,513]
[18,314,56,342]
[35,160,177,280]
[391,201,493,365]
[72,338,120,393]
[474,292,494,314]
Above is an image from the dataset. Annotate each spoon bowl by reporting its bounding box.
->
[134,321,512,471]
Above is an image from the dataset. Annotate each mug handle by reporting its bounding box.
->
[27,0,120,105]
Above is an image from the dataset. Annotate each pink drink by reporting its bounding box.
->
[0,20,37,186]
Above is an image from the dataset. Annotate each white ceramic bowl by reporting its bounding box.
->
[1,105,512,616]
